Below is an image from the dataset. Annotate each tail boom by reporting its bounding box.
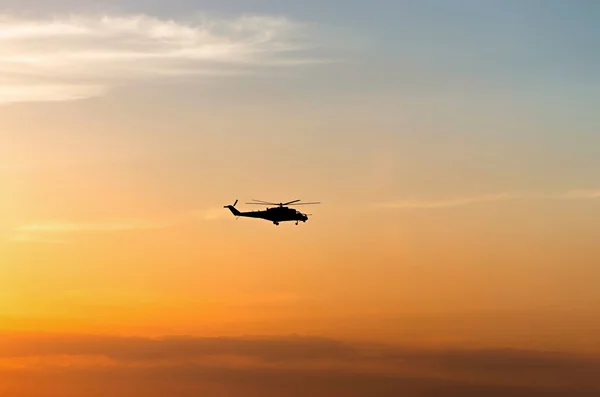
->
[224,200,241,216]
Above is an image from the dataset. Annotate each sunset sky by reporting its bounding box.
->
[1,0,600,395]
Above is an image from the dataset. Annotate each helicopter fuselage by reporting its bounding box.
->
[224,203,309,225]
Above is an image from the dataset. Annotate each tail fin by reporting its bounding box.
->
[224,199,241,216]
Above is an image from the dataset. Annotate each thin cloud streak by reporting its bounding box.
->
[9,218,178,243]
[377,189,600,209]
[376,193,521,209]
[16,220,173,233]
[557,189,600,199]
[8,207,227,243]
[8,234,68,245]
[7,207,236,243]
[0,12,331,104]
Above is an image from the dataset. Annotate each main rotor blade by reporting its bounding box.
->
[245,203,271,205]
[289,202,321,205]
[282,199,301,205]
[250,199,278,205]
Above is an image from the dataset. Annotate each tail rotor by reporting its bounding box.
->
[224,199,238,208]
[224,199,241,216]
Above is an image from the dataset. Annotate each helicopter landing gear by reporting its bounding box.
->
[295,221,299,225]
[273,221,279,226]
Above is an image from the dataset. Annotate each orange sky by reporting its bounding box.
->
[1,2,600,395]
[2,94,600,395]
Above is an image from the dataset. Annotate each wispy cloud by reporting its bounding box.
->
[8,206,236,243]
[377,189,600,209]
[556,189,600,200]
[16,220,172,233]
[10,218,176,243]
[376,193,521,209]
[0,12,330,104]
[8,233,68,245]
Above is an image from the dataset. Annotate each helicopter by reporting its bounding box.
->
[224,199,320,225]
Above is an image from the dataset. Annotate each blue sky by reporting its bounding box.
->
[1,0,599,199]
[5,0,598,93]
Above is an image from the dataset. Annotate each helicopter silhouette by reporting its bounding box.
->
[224,199,320,225]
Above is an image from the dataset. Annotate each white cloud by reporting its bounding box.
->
[0,12,327,104]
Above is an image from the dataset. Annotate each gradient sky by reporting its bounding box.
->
[1,1,600,395]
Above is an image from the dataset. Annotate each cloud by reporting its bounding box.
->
[9,205,240,242]
[0,12,330,104]
[1,333,599,397]
[9,218,176,243]
[377,189,600,209]
[15,220,172,233]
[8,233,68,245]
[7,205,236,243]
[557,189,600,200]
[0,333,356,363]
[376,193,520,209]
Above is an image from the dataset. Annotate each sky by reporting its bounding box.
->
[1,0,600,395]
